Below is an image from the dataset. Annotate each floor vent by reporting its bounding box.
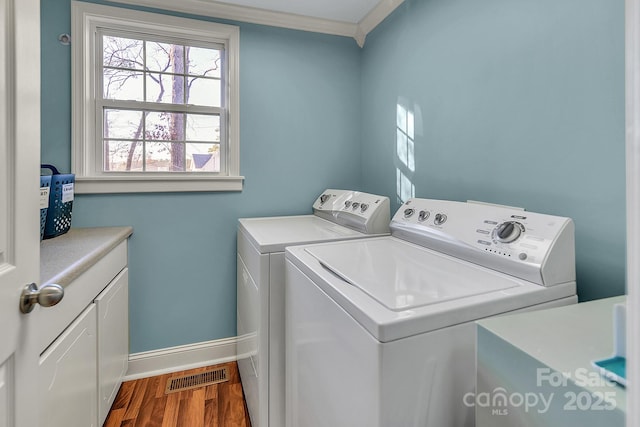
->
[165,367,229,394]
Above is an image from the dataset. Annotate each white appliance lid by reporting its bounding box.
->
[239,215,368,253]
[305,238,522,311]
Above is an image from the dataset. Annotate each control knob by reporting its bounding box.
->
[320,194,330,204]
[494,221,524,243]
[434,213,447,225]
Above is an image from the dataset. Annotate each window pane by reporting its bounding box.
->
[188,47,221,78]
[146,73,185,104]
[186,114,219,142]
[145,112,185,141]
[104,140,143,172]
[145,42,172,73]
[146,142,186,172]
[187,143,220,172]
[103,36,143,69]
[145,141,172,171]
[103,70,143,101]
[104,109,143,139]
[146,42,190,74]
[187,77,221,107]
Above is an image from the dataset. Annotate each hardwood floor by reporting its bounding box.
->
[104,362,251,427]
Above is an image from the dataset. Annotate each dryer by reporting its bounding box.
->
[285,198,577,427]
[237,189,390,427]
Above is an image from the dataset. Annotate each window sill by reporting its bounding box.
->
[74,176,244,194]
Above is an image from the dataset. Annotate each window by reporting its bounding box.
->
[72,2,242,193]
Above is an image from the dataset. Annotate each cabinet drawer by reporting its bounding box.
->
[37,241,128,354]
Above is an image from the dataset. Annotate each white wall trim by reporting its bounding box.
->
[75,176,244,194]
[107,0,405,47]
[626,1,639,426]
[124,337,237,381]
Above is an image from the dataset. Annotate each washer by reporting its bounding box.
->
[237,189,390,427]
[285,198,577,427]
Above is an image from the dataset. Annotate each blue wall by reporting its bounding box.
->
[42,0,625,352]
[360,0,625,301]
[41,0,362,352]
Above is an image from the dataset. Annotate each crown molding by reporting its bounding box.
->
[356,0,404,47]
[105,0,404,47]
[106,0,357,39]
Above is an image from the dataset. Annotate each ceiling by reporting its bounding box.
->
[110,0,404,46]
[215,0,382,23]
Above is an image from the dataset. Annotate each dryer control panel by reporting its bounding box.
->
[312,189,390,235]
[390,198,575,287]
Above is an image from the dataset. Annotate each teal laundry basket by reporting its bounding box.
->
[41,164,74,239]
[39,175,51,241]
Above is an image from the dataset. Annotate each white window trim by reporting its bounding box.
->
[71,1,243,193]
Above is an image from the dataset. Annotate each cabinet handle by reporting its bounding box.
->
[19,283,64,313]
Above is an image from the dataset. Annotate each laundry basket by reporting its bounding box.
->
[39,175,51,241]
[41,164,74,239]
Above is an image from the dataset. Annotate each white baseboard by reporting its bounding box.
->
[124,336,237,381]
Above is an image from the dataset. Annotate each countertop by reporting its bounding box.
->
[41,226,133,287]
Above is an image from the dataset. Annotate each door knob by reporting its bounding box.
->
[19,283,64,313]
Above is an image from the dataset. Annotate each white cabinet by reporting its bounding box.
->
[39,305,98,427]
[96,268,129,424]
[476,297,626,427]
[38,231,131,427]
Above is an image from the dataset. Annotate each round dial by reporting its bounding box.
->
[493,221,524,243]
[434,213,447,225]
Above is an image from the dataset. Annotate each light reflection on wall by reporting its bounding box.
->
[396,100,416,204]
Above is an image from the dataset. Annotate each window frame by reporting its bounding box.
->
[71,2,242,193]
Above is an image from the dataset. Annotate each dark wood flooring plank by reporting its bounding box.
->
[146,394,167,427]
[226,362,241,384]
[123,377,150,421]
[112,380,135,411]
[204,396,219,427]
[103,407,126,427]
[205,382,218,401]
[176,388,205,427]
[133,376,160,427]
[161,391,181,427]
[218,383,249,427]
[155,373,171,399]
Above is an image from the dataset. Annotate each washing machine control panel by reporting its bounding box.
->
[312,189,391,235]
[390,198,575,286]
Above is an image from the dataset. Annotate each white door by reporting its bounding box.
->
[0,0,41,426]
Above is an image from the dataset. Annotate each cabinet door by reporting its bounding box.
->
[96,267,129,425]
[39,304,98,427]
